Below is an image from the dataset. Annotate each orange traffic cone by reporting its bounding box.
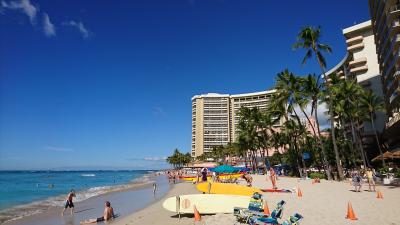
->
[263,200,270,215]
[297,187,303,197]
[345,202,358,220]
[376,190,383,199]
[194,205,201,221]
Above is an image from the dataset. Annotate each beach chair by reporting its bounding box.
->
[234,200,286,224]
[281,213,303,225]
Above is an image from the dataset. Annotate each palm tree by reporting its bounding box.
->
[300,74,333,179]
[293,26,344,180]
[360,91,386,166]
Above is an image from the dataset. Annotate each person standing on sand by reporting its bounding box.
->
[201,167,208,182]
[352,170,362,192]
[61,190,76,216]
[80,201,114,224]
[366,167,376,192]
[153,182,157,196]
[269,167,277,189]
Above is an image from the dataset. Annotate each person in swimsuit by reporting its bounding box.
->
[366,167,376,192]
[269,167,277,189]
[242,173,253,187]
[80,201,114,224]
[61,190,76,216]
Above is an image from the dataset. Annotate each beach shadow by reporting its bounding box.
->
[348,190,361,192]
[74,208,94,214]
[171,213,215,219]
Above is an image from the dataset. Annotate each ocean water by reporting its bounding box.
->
[0,170,153,221]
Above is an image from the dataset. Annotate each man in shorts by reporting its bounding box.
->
[366,167,376,192]
[61,190,76,216]
[80,201,115,224]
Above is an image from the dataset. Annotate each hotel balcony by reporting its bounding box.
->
[381,34,400,67]
[348,57,367,67]
[349,65,368,74]
[389,88,400,109]
[386,111,400,129]
[378,21,400,57]
[347,42,364,52]
[346,36,363,45]
[383,52,400,81]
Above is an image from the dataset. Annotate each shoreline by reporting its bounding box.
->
[1,173,170,225]
[112,180,199,225]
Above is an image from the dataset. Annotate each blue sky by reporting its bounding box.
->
[0,0,370,170]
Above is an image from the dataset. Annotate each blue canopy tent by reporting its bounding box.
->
[210,165,241,173]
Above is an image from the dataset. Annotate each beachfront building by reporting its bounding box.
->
[369,0,400,152]
[326,20,387,159]
[191,90,278,157]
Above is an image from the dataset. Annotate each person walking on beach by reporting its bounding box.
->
[269,167,277,189]
[201,167,208,182]
[153,182,157,196]
[366,167,376,192]
[61,190,76,216]
[80,201,115,224]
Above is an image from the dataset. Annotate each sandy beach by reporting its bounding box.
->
[114,175,400,225]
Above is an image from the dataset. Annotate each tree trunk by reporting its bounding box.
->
[314,105,333,180]
[351,120,367,168]
[315,49,344,181]
[371,114,385,167]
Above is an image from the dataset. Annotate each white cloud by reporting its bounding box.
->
[1,0,38,24]
[293,101,330,129]
[63,20,92,39]
[45,146,74,152]
[143,157,167,161]
[42,13,55,37]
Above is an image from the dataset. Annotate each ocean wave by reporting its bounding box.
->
[80,173,96,177]
[0,174,156,224]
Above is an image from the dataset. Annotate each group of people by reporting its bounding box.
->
[351,167,377,192]
[166,170,181,183]
[61,190,115,224]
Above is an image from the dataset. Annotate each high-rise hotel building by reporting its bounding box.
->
[326,20,387,157]
[191,90,278,157]
[369,0,400,151]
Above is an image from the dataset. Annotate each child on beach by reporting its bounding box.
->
[352,171,363,192]
[80,201,115,224]
[61,190,76,216]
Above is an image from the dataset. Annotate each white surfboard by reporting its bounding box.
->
[162,194,250,214]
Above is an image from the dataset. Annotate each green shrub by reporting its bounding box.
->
[394,169,400,179]
[379,166,389,174]
[309,172,326,179]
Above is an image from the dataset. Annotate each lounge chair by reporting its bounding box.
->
[234,200,286,224]
[280,213,303,225]
[249,212,302,225]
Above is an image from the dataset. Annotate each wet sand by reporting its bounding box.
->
[3,175,171,225]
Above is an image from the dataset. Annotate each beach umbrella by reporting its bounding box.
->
[391,150,400,159]
[371,151,394,162]
[210,165,240,173]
